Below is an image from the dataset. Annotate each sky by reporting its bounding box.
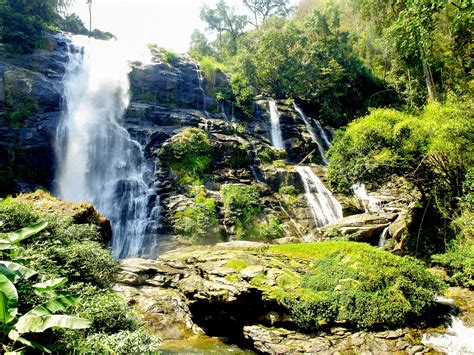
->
[71,0,299,53]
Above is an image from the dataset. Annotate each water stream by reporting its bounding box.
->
[268,99,284,150]
[56,36,160,259]
[293,103,329,165]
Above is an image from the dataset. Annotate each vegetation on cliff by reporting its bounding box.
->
[0,192,159,353]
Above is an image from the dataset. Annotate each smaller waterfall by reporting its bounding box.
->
[378,226,390,248]
[352,183,382,212]
[293,103,329,165]
[296,166,343,228]
[231,102,236,121]
[268,99,285,150]
[194,63,207,113]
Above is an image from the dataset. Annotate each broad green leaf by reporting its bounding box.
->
[25,296,80,317]
[15,314,90,334]
[0,264,20,282]
[6,222,48,244]
[0,240,13,251]
[0,261,37,280]
[13,336,51,354]
[32,277,67,292]
[0,275,18,324]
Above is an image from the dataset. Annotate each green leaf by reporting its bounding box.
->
[13,336,51,353]
[6,221,48,244]
[0,275,18,325]
[15,314,90,334]
[25,296,80,317]
[32,277,67,292]
[0,240,13,251]
[0,261,37,280]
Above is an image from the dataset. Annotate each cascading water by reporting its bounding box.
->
[194,63,207,113]
[352,183,382,213]
[293,103,329,165]
[56,36,160,259]
[422,296,474,354]
[268,99,285,150]
[378,226,390,248]
[295,166,343,230]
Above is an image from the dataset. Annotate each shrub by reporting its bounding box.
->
[221,184,262,227]
[431,244,474,288]
[257,146,286,163]
[174,196,221,243]
[77,330,160,354]
[160,128,213,186]
[0,198,39,232]
[74,291,142,334]
[268,242,445,330]
[279,185,298,196]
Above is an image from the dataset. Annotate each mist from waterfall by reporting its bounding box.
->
[268,99,285,150]
[56,36,160,259]
[293,103,329,165]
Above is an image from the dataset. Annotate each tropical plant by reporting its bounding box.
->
[0,223,90,354]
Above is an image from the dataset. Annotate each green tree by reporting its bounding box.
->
[200,0,248,55]
[189,29,214,57]
[243,0,291,27]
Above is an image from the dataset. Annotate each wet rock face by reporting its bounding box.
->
[129,56,215,111]
[0,34,70,195]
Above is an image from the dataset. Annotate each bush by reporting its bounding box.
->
[222,184,262,227]
[160,128,213,186]
[75,291,142,334]
[432,244,474,288]
[0,198,39,232]
[174,196,221,243]
[268,242,445,330]
[77,330,160,354]
[257,146,286,163]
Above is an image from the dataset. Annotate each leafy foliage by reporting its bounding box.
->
[160,128,214,186]
[267,242,445,329]
[174,196,221,243]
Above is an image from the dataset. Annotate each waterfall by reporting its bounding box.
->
[295,166,343,229]
[268,99,285,150]
[378,226,390,248]
[293,103,329,165]
[194,63,207,113]
[352,183,382,213]
[56,36,160,259]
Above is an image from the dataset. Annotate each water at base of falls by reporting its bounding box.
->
[56,36,160,259]
[295,166,343,229]
[268,99,285,150]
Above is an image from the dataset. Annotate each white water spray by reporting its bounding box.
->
[295,166,343,230]
[56,36,160,259]
[268,99,284,150]
[293,103,329,165]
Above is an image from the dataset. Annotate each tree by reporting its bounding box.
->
[189,30,214,57]
[242,0,291,27]
[200,0,247,55]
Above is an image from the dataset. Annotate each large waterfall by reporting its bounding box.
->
[56,36,160,259]
[295,166,343,228]
[268,99,285,149]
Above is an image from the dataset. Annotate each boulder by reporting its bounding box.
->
[322,212,398,242]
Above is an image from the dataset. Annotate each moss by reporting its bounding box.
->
[225,259,248,271]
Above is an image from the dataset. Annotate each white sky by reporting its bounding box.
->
[71,0,299,53]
